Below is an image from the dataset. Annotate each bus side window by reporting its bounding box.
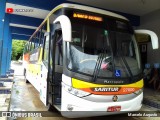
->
[41,22,48,66]
[34,32,40,48]
[26,43,29,53]
[28,41,32,51]
[43,35,49,65]
[31,42,34,51]
[32,36,36,49]
[23,43,28,54]
[27,43,29,53]
[40,23,47,47]
[39,28,44,47]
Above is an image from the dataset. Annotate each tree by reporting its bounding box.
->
[11,40,27,60]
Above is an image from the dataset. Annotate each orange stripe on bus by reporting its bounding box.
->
[80,87,141,95]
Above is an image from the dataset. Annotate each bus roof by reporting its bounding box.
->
[28,3,128,42]
[60,3,128,21]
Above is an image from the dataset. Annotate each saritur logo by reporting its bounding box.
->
[6,8,33,14]
[92,87,120,92]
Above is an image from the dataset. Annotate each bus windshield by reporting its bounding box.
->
[67,23,141,79]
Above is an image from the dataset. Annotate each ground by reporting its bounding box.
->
[8,61,160,120]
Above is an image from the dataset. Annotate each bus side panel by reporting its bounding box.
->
[27,63,41,92]
[39,63,48,106]
[25,48,44,93]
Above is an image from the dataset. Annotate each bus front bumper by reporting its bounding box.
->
[61,87,143,118]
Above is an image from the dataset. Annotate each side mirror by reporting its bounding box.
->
[53,15,72,42]
[135,30,159,49]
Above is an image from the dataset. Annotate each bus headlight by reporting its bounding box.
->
[62,83,90,97]
[134,89,143,95]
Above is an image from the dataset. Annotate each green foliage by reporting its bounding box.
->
[11,40,27,60]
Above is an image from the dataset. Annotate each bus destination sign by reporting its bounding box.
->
[73,13,103,22]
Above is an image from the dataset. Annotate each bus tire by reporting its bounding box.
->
[48,104,58,112]
[23,68,26,76]
[24,69,29,83]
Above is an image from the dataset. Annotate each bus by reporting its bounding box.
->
[23,3,159,118]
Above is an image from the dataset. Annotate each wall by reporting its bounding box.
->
[138,9,160,64]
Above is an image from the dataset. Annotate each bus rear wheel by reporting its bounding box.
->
[24,69,29,83]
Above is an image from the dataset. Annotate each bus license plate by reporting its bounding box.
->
[107,106,121,112]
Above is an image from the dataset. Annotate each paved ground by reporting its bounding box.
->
[10,61,24,76]
[8,61,160,120]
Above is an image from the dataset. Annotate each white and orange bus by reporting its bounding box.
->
[23,3,159,118]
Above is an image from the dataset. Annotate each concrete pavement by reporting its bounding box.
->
[7,61,160,120]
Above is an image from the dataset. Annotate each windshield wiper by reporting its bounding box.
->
[92,53,105,82]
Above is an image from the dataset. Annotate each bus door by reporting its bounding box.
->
[48,24,63,106]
